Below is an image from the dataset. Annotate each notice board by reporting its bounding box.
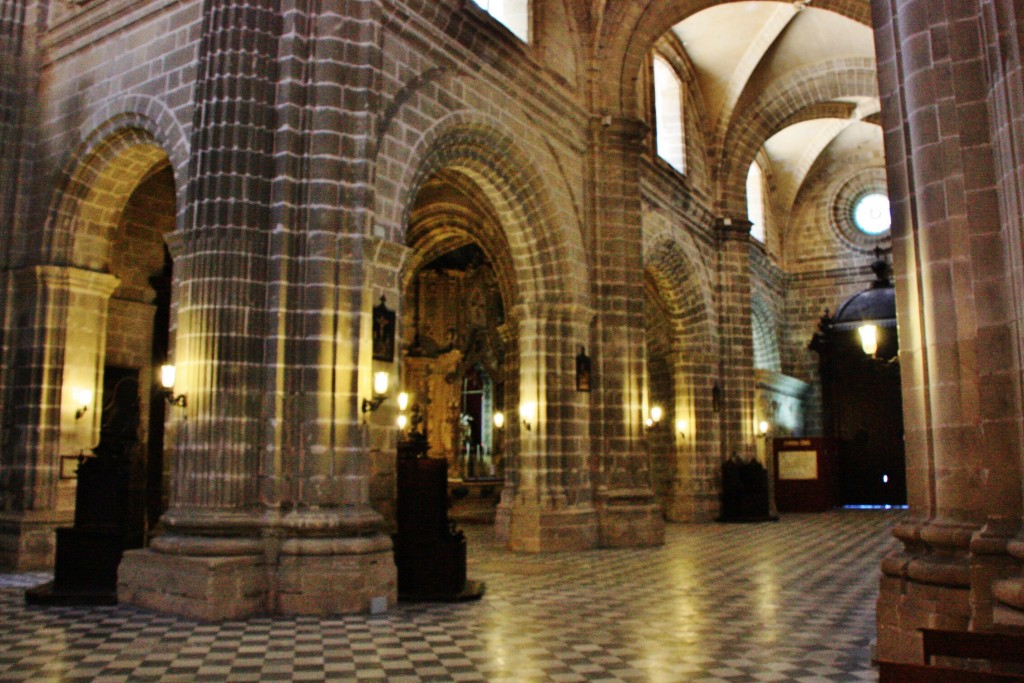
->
[773,437,835,513]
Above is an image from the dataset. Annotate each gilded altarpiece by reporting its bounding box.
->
[401,255,509,481]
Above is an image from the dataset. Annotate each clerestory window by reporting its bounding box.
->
[747,161,766,243]
[470,0,530,42]
[652,54,685,173]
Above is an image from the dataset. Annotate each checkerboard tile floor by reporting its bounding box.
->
[0,509,903,682]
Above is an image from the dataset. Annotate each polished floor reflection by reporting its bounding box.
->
[0,509,902,682]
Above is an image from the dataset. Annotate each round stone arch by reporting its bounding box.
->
[403,169,520,313]
[378,116,589,312]
[381,118,597,549]
[594,0,874,119]
[716,59,879,217]
[643,238,720,521]
[43,115,182,270]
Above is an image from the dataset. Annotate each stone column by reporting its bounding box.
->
[0,266,118,569]
[266,1,395,615]
[716,218,757,468]
[120,0,397,619]
[976,0,1024,631]
[872,0,1024,661]
[119,0,280,620]
[589,117,664,548]
[496,302,598,552]
[0,1,48,570]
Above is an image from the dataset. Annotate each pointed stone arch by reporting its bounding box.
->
[716,59,879,216]
[751,295,782,372]
[594,0,873,118]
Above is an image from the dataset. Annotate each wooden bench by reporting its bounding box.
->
[878,628,1024,682]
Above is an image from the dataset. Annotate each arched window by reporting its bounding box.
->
[747,161,766,243]
[652,55,685,173]
[470,0,529,42]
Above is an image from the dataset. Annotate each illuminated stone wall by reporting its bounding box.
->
[3,0,1017,640]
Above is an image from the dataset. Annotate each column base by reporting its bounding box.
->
[876,520,976,663]
[275,535,396,615]
[664,489,720,523]
[0,511,74,570]
[595,489,665,547]
[497,501,598,552]
[118,533,397,621]
[118,548,266,621]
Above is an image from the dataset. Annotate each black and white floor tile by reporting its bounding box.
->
[0,509,903,682]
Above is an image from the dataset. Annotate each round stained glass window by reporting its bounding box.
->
[853,193,891,235]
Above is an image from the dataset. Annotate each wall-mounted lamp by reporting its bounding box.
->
[645,405,664,428]
[857,323,878,357]
[520,401,536,431]
[397,392,409,411]
[362,371,390,413]
[757,420,770,437]
[396,413,408,430]
[73,387,93,420]
[675,418,688,435]
[160,364,187,407]
[493,411,506,429]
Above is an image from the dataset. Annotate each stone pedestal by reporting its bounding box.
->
[118,549,267,622]
[595,490,665,548]
[275,536,396,615]
[499,501,598,553]
[0,510,73,570]
[118,534,396,620]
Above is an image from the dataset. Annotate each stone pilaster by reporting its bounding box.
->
[588,117,664,548]
[495,303,598,552]
[872,0,1024,661]
[0,266,119,569]
[715,218,756,467]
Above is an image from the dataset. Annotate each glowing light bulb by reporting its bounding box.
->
[160,364,176,390]
[858,324,878,356]
[373,371,389,396]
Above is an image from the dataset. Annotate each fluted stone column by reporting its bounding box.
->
[119,0,281,620]
[589,117,664,548]
[872,0,1024,661]
[982,0,1024,630]
[496,303,598,552]
[716,218,757,467]
[0,267,118,569]
[119,0,396,619]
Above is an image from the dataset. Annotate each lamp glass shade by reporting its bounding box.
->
[758,420,769,435]
[396,414,408,430]
[397,392,409,411]
[160,364,176,389]
[493,411,505,429]
[72,387,93,407]
[520,401,537,423]
[650,405,663,423]
[373,371,389,396]
[676,419,687,434]
[858,324,878,356]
